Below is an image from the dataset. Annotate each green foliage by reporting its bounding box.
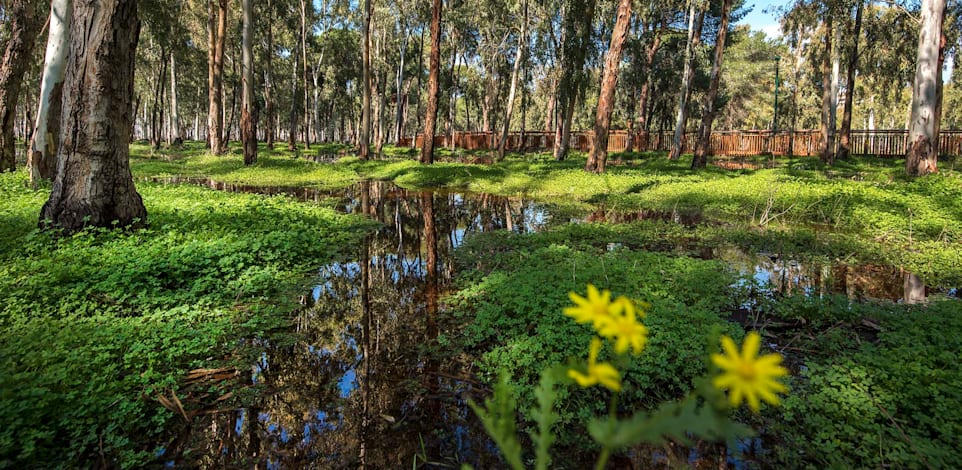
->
[449,229,744,449]
[129,141,360,189]
[759,298,962,469]
[0,170,373,467]
[469,374,525,470]
[586,378,752,449]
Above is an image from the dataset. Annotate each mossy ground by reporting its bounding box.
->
[3,142,960,467]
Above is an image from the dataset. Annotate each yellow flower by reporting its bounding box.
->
[711,332,789,412]
[568,338,622,392]
[564,284,621,329]
[598,297,648,355]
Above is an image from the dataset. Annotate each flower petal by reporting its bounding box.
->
[742,332,761,361]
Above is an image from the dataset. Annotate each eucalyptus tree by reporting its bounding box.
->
[497,0,530,161]
[553,0,598,161]
[240,0,256,165]
[836,0,863,160]
[0,0,42,172]
[30,0,68,183]
[359,0,372,159]
[585,0,632,172]
[40,0,147,233]
[668,0,705,160]
[208,0,228,153]
[905,0,947,176]
[420,0,442,164]
[692,0,733,169]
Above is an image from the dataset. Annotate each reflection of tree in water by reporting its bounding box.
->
[178,181,555,468]
[719,246,931,303]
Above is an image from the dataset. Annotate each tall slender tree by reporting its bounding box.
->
[240,0,256,165]
[359,0,372,159]
[819,14,835,164]
[668,0,705,160]
[421,0,443,164]
[905,0,946,176]
[497,0,529,162]
[553,0,598,161]
[208,0,227,154]
[585,0,632,173]
[40,0,147,233]
[836,0,863,160]
[0,0,42,172]
[692,0,733,169]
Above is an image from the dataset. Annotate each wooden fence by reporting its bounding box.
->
[399,130,962,158]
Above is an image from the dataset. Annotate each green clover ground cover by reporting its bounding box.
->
[4,144,960,467]
[0,169,372,467]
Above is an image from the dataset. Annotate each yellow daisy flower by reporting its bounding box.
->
[598,297,649,355]
[564,284,621,329]
[568,338,622,392]
[712,332,789,412]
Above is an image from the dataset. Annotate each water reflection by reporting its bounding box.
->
[150,178,951,466]
[718,247,938,303]
[171,181,572,467]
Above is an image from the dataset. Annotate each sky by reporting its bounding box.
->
[735,0,787,39]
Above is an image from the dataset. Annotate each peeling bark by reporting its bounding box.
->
[30,0,71,183]
[40,0,147,233]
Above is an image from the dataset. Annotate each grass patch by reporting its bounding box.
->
[0,169,373,467]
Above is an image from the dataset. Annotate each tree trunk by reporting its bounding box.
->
[586,0,632,173]
[820,15,835,164]
[692,0,732,169]
[837,0,863,160]
[394,26,408,144]
[414,28,425,138]
[169,53,181,144]
[300,0,311,149]
[553,0,597,161]
[497,0,529,161]
[264,0,275,149]
[40,0,146,233]
[420,0,442,164]
[150,47,168,150]
[637,20,665,147]
[905,0,945,176]
[241,0,256,165]
[30,0,70,184]
[208,0,227,154]
[359,0,372,159]
[288,53,298,151]
[0,0,41,172]
[669,2,705,160]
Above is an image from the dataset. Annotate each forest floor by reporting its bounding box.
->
[1,141,960,467]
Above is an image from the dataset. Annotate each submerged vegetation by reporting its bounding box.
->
[2,146,961,467]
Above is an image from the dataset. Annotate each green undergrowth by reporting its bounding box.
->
[449,225,962,466]
[747,294,962,468]
[0,170,373,467]
[130,141,359,189]
[445,228,745,451]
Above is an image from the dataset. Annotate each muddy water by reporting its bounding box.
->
[153,179,947,467]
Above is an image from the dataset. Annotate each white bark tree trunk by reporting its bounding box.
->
[905,0,945,176]
[669,0,704,160]
[169,53,180,143]
[29,0,71,183]
[497,0,528,161]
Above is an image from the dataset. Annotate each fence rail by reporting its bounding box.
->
[398,130,962,158]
